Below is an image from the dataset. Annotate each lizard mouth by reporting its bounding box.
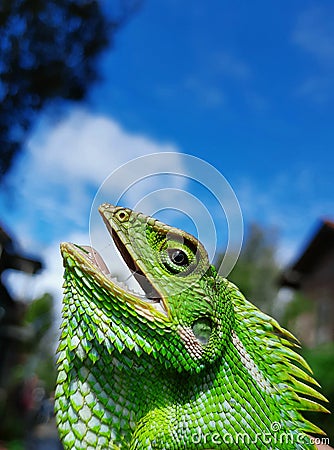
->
[111,229,162,303]
[63,239,168,317]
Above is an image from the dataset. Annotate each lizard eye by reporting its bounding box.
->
[160,240,197,275]
[167,249,189,266]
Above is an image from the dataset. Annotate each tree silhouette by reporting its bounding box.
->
[0,0,141,179]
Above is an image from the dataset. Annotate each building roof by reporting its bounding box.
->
[280,220,334,289]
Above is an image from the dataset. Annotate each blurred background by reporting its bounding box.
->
[0,0,333,448]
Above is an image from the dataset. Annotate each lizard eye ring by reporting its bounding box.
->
[160,242,197,275]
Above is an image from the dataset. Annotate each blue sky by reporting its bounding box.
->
[1,0,334,301]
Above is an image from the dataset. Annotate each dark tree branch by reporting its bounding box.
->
[0,0,141,179]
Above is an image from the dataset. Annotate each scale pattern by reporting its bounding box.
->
[55,204,329,449]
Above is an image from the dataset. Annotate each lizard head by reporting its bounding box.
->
[60,203,234,372]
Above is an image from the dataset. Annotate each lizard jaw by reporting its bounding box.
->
[62,242,168,317]
[111,229,162,302]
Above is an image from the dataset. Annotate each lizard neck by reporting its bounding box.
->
[130,330,315,450]
[56,325,315,450]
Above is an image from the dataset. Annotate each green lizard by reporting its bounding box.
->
[55,203,329,449]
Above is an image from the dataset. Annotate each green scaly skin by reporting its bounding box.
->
[55,203,329,449]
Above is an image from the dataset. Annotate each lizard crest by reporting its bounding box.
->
[55,203,329,449]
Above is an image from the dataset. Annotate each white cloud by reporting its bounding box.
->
[2,108,186,306]
[183,77,226,108]
[154,49,253,111]
[6,108,184,245]
[27,110,180,186]
[292,6,334,103]
[292,6,334,66]
[213,51,251,81]
[181,51,252,109]
[295,76,334,104]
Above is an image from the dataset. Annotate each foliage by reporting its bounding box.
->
[301,343,334,445]
[23,293,58,391]
[0,293,58,440]
[0,0,141,179]
[24,292,52,340]
[217,223,280,315]
[281,291,315,330]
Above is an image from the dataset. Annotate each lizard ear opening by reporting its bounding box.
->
[192,317,212,346]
